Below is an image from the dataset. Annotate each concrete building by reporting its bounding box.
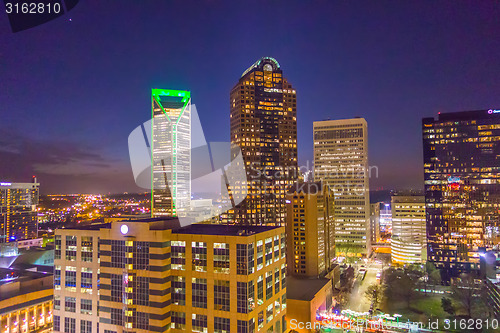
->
[313,118,371,258]
[53,226,100,333]
[391,195,427,264]
[0,268,53,332]
[0,180,39,242]
[285,181,335,277]
[54,218,287,333]
[229,57,298,226]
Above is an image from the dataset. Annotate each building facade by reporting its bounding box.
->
[285,182,335,277]
[313,118,371,258]
[229,57,298,226]
[0,268,53,333]
[423,110,500,277]
[369,202,382,245]
[53,227,100,333]
[379,203,392,239]
[0,180,39,243]
[152,89,191,218]
[391,195,427,264]
[54,219,287,333]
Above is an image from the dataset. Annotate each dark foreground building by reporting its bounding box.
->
[423,109,500,279]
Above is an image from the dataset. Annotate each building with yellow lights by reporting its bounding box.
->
[54,218,287,333]
[423,109,500,278]
[285,181,335,277]
[0,268,53,333]
[391,195,427,264]
[313,118,371,258]
[0,180,39,243]
[228,57,298,226]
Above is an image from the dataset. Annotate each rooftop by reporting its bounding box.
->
[173,224,281,236]
[0,267,53,301]
[286,276,331,301]
[424,109,500,122]
[59,218,281,236]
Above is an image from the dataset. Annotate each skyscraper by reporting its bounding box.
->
[229,57,298,225]
[151,89,191,218]
[0,179,39,242]
[391,195,427,264]
[313,118,371,258]
[285,181,335,277]
[423,109,500,278]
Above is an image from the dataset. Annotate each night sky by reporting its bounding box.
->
[1,1,499,194]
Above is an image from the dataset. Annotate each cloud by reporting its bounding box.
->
[0,128,139,193]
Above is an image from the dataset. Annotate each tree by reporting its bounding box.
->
[441,297,455,316]
[365,284,382,307]
[450,274,479,318]
[383,266,424,308]
[426,262,442,286]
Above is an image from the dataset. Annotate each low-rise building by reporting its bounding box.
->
[0,268,53,332]
[286,277,334,333]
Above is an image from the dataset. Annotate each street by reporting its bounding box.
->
[346,261,383,312]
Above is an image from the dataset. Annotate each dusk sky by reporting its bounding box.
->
[1,1,499,194]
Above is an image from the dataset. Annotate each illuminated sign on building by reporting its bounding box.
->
[263,88,283,93]
[120,225,129,235]
[487,109,500,114]
[0,182,12,186]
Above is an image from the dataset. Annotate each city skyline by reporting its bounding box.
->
[2,3,500,332]
[2,1,499,194]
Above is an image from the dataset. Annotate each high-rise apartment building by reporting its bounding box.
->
[54,219,287,333]
[285,181,335,277]
[229,57,298,225]
[313,118,371,258]
[391,195,427,264]
[423,109,500,277]
[0,180,39,242]
[152,89,191,218]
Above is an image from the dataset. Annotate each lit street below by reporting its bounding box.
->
[346,263,382,312]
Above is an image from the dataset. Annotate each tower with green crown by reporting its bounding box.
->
[151,89,191,217]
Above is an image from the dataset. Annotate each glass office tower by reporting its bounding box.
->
[151,89,191,218]
[423,109,500,278]
[229,57,298,226]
